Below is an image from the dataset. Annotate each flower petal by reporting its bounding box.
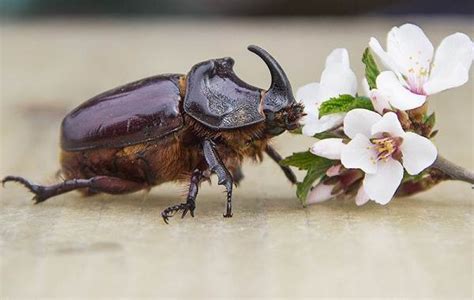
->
[376,71,426,110]
[343,109,381,139]
[302,113,344,136]
[296,82,321,107]
[325,48,350,68]
[400,132,438,175]
[386,24,434,79]
[355,185,370,206]
[371,90,392,115]
[361,77,371,96]
[306,183,340,205]
[362,78,391,114]
[424,33,474,95]
[301,111,318,136]
[341,133,378,174]
[371,112,405,137]
[318,49,357,101]
[301,124,319,137]
[369,37,402,75]
[326,164,342,177]
[363,159,403,205]
[310,138,345,160]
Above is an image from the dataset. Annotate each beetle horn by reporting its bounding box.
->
[247,45,296,112]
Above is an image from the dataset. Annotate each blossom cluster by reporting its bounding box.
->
[283,24,473,206]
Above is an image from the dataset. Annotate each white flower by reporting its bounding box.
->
[311,109,438,205]
[306,165,343,204]
[355,185,371,206]
[306,182,340,204]
[369,23,473,111]
[310,138,345,160]
[362,78,390,114]
[297,48,357,136]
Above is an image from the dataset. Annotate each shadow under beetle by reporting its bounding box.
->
[2,45,305,223]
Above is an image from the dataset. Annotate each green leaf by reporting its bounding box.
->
[280,151,318,170]
[424,112,436,128]
[313,131,341,140]
[362,48,380,89]
[402,171,425,183]
[319,95,374,117]
[282,152,335,205]
[296,158,333,205]
[429,129,438,139]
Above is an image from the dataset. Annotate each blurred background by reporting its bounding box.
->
[1,0,473,17]
[1,1,473,299]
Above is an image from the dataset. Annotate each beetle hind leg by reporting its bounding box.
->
[2,176,51,204]
[161,169,203,224]
[2,175,146,203]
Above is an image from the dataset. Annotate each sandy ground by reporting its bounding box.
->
[0,18,473,298]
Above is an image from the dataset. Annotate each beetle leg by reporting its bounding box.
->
[203,140,234,218]
[1,175,145,203]
[160,169,203,224]
[265,145,297,184]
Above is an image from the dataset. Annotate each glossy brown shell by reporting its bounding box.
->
[60,75,184,151]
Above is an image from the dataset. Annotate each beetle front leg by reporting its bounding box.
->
[265,145,297,184]
[203,140,234,218]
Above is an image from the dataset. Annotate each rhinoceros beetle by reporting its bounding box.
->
[2,45,304,223]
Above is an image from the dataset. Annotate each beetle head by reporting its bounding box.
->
[248,45,304,134]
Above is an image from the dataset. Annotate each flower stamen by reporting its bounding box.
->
[372,136,403,161]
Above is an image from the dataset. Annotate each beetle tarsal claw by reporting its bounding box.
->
[161,214,170,225]
[161,201,195,224]
[181,205,195,219]
[1,176,46,202]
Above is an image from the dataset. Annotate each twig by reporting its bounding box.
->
[431,155,474,184]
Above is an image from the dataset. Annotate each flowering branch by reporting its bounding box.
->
[432,155,474,184]
[285,23,473,206]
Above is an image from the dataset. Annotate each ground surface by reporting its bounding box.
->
[1,18,473,298]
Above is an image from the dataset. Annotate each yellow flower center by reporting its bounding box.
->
[371,136,403,161]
